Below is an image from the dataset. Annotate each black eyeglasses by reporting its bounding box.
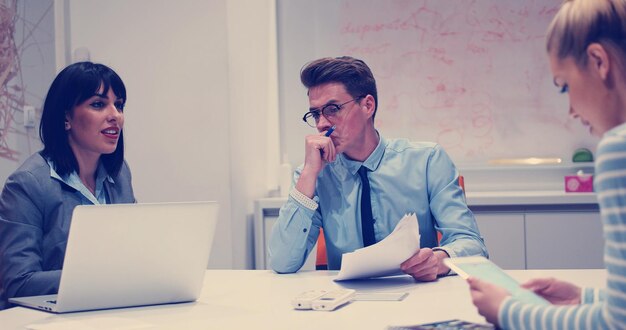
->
[302,95,366,127]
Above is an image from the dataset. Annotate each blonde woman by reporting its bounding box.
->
[468,0,626,328]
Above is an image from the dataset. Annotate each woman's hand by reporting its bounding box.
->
[467,277,510,326]
[521,277,581,305]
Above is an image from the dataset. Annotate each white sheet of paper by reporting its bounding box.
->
[335,213,420,281]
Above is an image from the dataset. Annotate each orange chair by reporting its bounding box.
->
[315,175,465,270]
[315,229,328,270]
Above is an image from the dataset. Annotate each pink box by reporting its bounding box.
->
[564,175,594,192]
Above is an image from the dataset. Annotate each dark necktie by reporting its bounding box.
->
[358,166,376,247]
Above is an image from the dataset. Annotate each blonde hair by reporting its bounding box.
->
[547,0,626,67]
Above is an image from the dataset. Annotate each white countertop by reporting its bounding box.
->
[465,190,597,206]
[257,190,597,208]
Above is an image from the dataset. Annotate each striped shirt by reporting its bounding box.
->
[498,122,626,329]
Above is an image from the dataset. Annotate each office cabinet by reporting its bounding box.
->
[474,213,525,269]
[525,212,603,269]
[472,208,603,269]
[254,202,316,270]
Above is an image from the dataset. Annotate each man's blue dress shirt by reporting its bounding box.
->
[269,136,488,273]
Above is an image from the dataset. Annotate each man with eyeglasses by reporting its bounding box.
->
[269,56,487,280]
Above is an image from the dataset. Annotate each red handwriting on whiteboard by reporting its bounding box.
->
[330,0,570,161]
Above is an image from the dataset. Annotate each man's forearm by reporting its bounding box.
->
[295,167,319,198]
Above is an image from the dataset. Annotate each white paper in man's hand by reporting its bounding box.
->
[335,213,420,281]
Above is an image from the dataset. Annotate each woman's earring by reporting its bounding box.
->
[64,121,70,130]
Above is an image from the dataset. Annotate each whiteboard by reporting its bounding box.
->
[277,0,598,166]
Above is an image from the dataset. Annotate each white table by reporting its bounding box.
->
[0,269,606,330]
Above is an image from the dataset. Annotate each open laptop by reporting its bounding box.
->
[9,201,218,313]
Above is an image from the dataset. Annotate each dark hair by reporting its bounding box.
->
[300,56,378,119]
[39,61,127,176]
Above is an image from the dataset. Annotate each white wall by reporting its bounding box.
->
[0,1,56,186]
[226,1,280,269]
[67,0,277,269]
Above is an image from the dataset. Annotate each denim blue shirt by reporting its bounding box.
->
[269,136,488,273]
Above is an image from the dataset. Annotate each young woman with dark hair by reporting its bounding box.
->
[0,62,136,309]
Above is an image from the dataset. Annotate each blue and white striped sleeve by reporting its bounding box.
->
[581,287,606,304]
[498,126,626,329]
